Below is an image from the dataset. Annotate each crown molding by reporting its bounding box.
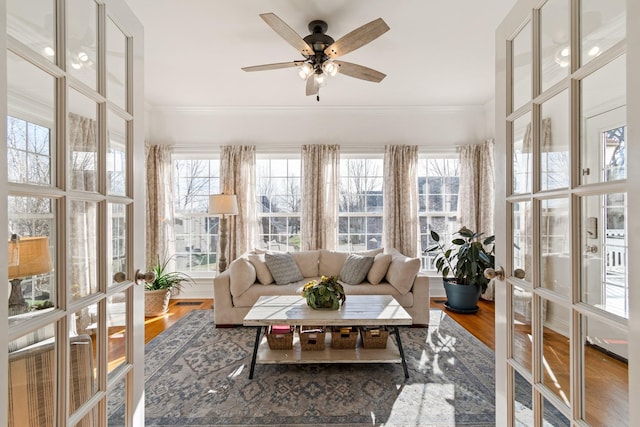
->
[147,104,486,115]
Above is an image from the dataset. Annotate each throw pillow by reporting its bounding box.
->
[265,252,304,285]
[229,257,257,297]
[340,254,375,285]
[247,254,274,285]
[367,253,393,284]
[385,251,421,295]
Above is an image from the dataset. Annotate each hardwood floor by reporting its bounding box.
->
[144,298,626,426]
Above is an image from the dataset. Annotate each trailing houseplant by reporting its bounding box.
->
[425,226,495,312]
[144,254,194,317]
[301,275,346,310]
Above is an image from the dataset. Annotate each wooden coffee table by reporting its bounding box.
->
[243,295,413,379]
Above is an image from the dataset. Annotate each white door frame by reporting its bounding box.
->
[494,0,639,425]
[1,1,145,425]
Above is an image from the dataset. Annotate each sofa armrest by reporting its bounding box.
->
[411,272,430,303]
[213,269,233,309]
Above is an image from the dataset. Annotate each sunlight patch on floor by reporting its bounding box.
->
[385,383,456,425]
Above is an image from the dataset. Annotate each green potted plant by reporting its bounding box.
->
[144,254,194,317]
[425,226,495,313]
[301,275,346,309]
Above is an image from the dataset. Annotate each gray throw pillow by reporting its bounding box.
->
[264,252,304,285]
[340,254,375,285]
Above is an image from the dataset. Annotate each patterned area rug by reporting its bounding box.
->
[106,309,541,426]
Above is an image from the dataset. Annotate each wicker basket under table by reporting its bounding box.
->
[330,326,359,349]
[360,326,389,349]
[299,326,326,351]
[266,325,294,350]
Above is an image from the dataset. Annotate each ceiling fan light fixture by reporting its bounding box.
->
[554,45,570,68]
[298,62,313,79]
[322,61,339,77]
[314,72,326,86]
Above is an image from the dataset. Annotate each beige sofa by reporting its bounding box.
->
[213,248,429,326]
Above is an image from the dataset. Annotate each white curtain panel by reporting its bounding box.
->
[300,144,339,251]
[458,140,496,301]
[457,139,495,237]
[220,145,258,261]
[69,112,97,191]
[145,144,176,269]
[383,145,419,257]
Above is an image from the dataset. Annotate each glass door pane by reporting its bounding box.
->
[580,0,626,67]
[512,21,532,111]
[541,0,570,91]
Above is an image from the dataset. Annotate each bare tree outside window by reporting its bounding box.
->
[418,157,460,270]
[173,159,220,273]
[338,158,383,252]
[256,158,301,251]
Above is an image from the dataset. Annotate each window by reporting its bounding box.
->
[7,116,52,186]
[418,157,460,270]
[338,158,383,252]
[173,159,220,274]
[256,158,301,251]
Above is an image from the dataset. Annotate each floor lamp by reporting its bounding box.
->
[209,194,239,273]
[8,235,53,315]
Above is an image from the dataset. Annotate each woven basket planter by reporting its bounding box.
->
[145,289,171,317]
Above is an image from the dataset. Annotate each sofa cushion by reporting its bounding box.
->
[291,250,319,277]
[232,278,310,307]
[229,257,257,297]
[340,254,375,285]
[319,250,349,276]
[367,253,393,284]
[355,247,384,257]
[265,252,304,285]
[247,253,274,285]
[385,250,421,295]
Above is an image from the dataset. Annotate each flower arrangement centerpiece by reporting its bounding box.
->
[302,275,346,310]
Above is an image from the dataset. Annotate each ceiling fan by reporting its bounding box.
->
[242,13,390,100]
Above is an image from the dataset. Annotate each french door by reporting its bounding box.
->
[2,0,145,425]
[494,0,639,425]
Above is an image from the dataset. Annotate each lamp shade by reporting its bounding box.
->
[209,194,239,215]
[8,236,53,280]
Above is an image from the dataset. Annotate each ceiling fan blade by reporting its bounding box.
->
[306,75,319,96]
[324,18,390,58]
[242,61,305,72]
[334,60,386,83]
[260,13,315,56]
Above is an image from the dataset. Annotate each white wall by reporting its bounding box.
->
[145,105,489,151]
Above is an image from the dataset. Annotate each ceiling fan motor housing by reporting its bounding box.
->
[303,20,334,57]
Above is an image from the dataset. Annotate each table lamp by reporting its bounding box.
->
[209,194,239,273]
[8,235,53,314]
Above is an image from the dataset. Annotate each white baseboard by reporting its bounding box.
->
[429,276,446,298]
[171,280,213,299]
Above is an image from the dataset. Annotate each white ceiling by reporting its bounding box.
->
[125,0,519,108]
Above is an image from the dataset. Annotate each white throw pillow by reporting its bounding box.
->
[385,250,421,295]
[367,253,393,284]
[247,253,274,285]
[229,257,257,297]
